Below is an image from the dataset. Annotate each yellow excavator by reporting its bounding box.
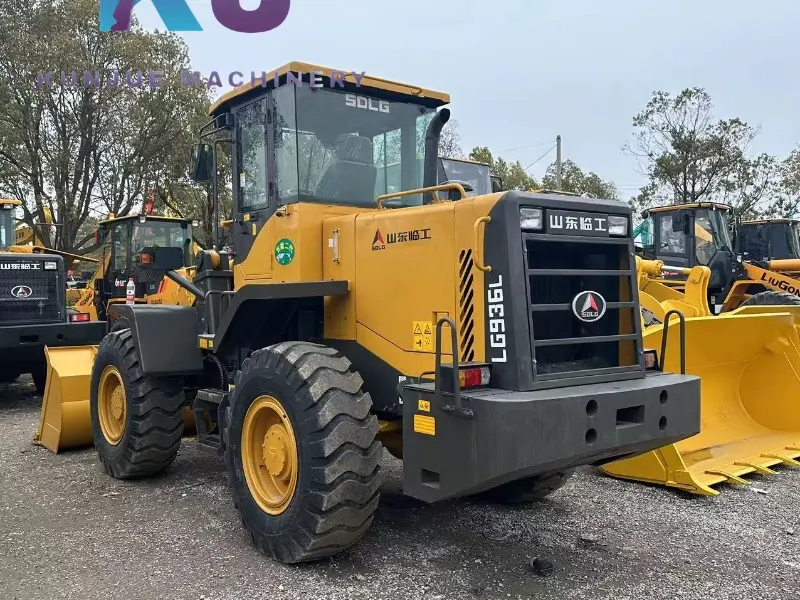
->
[39,62,703,563]
[599,253,800,495]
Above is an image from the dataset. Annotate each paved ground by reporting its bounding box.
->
[1,377,798,600]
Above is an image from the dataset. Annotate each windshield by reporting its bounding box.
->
[130,220,194,267]
[0,206,13,249]
[262,85,436,208]
[694,209,732,265]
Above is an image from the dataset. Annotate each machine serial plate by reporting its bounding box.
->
[546,210,609,237]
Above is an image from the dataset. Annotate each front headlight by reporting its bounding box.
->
[608,215,628,236]
[520,207,543,230]
[44,261,57,270]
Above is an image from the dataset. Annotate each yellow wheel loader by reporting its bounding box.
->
[68,213,199,328]
[634,202,800,312]
[0,198,105,395]
[43,62,702,563]
[599,254,800,495]
[37,213,205,451]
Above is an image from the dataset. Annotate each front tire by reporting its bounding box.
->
[30,364,47,396]
[224,342,383,564]
[740,290,800,307]
[90,330,185,479]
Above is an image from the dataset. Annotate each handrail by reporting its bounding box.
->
[376,183,467,209]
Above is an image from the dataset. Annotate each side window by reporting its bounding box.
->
[237,101,268,211]
[112,223,128,271]
[694,213,715,265]
[658,215,686,254]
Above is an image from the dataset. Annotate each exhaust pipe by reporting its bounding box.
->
[422,108,450,204]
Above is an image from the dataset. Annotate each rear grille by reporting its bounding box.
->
[0,261,62,324]
[523,234,640,380]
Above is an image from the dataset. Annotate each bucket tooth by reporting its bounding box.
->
[733,462,777,476]
[704,470,750,486]
[760,453,800,467]
[786,444,800,452]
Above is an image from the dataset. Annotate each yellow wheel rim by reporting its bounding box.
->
[241,395,298,516]
[98,365,126,445]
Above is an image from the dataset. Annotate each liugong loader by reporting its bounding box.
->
[43,62,702,563]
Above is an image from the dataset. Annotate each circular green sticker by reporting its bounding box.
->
[275,238,295,266]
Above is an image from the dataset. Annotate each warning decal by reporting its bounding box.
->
[412,321,433,352]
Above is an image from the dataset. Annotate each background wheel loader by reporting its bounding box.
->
[634,202,800,312]
[43,62,702,564]
[37,212,205,452]
[68,213,200,328]
[0,197,105,395]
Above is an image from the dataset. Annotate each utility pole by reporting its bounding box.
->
[555,135,562,190]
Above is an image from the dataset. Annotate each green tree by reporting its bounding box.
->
[0,0,212,259]
[624,87,781,221]
[469,147,538,191]
[540,159,619,199]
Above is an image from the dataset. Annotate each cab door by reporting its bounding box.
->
[232,96,273,262]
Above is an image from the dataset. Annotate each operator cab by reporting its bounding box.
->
[190,62,453,255]
[737,218,800,261]
[636,203,736,296]
[97,214,195,302]
[0,198,21,251]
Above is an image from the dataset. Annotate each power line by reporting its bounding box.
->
[499,140,555,153]
[524,144,556,171]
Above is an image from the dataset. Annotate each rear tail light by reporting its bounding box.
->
[69,313,90,323]
[644,349,658,370]
[458,366,491,388]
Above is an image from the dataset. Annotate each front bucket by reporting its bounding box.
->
[601,312,800,495]
[34,346,197,454]
[34,345,97,454]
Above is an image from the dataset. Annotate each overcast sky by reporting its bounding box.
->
[132,0,800,199]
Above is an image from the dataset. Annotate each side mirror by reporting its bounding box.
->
[442,180,474,201]
[190,143,213,182]
[490,176,503,193]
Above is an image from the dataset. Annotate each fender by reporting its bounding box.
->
[213,280,350,355]
[109,304,203,376]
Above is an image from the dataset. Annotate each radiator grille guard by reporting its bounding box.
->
[481,193,645,391]
[524,234,640,380]
[0,256,64,325]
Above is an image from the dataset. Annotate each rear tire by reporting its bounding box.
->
[740,290,800,307]
[0,369,20,384]
[90,330,185,479]
[30,364,46,396]
[482,469,575,503]
[224,341,383,564]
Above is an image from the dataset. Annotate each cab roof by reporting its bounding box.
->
[209,61,450,116]
[0,198,21,207]
[441,156,490,167]
[646,202,732,214]
[100,214,191,226]
[741,218,800,225]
